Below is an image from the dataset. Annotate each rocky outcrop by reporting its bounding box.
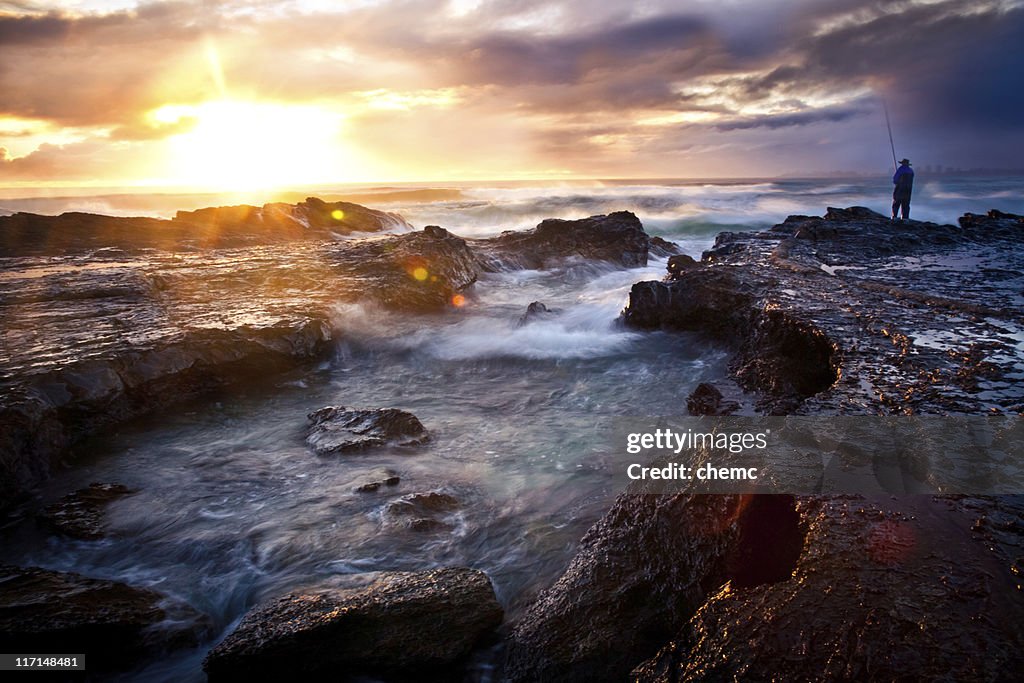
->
[329,225,479,311]
[623,206,1024,414]
[0,565,209,673]
[0,198,410,256]
[475,211,677,270]
[354,468,401,493]
[650,235,681,258]
[623,268,837,413]
[0,212,173,256]
[203,567,503,682]
[666,253,698,276]
[505,494,803,682]
[1,317,333,511]
[685,382,739,416]
[306,406,428,454]
[631,495,1024,682]
[517,301,557,327]
[0,198,415,510]
[38,482,134,539]
[383,491,462,533]
[174,196,410,240]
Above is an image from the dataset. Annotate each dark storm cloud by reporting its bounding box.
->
[0,3,212,126]
[711,103,868,131]
[731,1,1024,130]
[0,11,69,44]
[356,13,715,88]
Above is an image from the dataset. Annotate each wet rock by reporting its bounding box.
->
[631,496,1024,682]
[330,226,479,311]
[0,565,209,673]
[734,309,838,414]
[960,208,1024,230]
[650,235,681,258]
[824,205,889,222]
[1,316,333,513]
[384,491,461,533]
[685,383,739,416]
[306,406,429,454]
[353,468,401,493]
[284,196,411,234]
[203,567,503,682]
[0,212,176,256]
[624,206,1024,414]
[0,201,467,510]
[666,253,697,277]
[507,493,805,682]
[388,491,460,513]
[475,211,662,270]
[0,198,411,256]
[38,482,134,539]
[517,301,557,327]
[623,268,837,413]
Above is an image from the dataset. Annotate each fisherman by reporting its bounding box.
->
[891,158,914,222]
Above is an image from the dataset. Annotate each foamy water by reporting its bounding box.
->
[3,247,726,682]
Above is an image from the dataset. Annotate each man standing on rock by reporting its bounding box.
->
[891,158,914,222]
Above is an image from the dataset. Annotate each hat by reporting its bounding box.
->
[899,158,911,165]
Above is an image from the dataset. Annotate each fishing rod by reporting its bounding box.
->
[882,98,898,170]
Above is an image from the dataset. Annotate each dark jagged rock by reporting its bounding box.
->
[505,494,803,682]
[623,269,836,413]
[517,301,557,327]
[1,317,333,512]
[631,496,1024,682]
[384,491,461,533]
[685,382,739,416]
[175,197,410,239]
[203,567,503,682]
[623,207,1024,414]
[306,406,428,454]
[38,482,134,539]
[0,212,173,256]
[650,235,681,258]
[960,208,1024,229]
[475,211,669,270]
[0,565,209,673]
[0,198,411,256]
[666,253,698,276]
[354,468,401,493]
[330,226,479,311]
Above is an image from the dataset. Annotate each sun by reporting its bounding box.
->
[152,100,352,190]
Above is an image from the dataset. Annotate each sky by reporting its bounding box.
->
[0,0,1022,188]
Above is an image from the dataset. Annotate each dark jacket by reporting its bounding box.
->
[893,165,914,196]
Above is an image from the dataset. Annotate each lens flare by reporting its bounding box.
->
[331,209,345,221]
[451,294,467,307]
[412,267,429,281]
